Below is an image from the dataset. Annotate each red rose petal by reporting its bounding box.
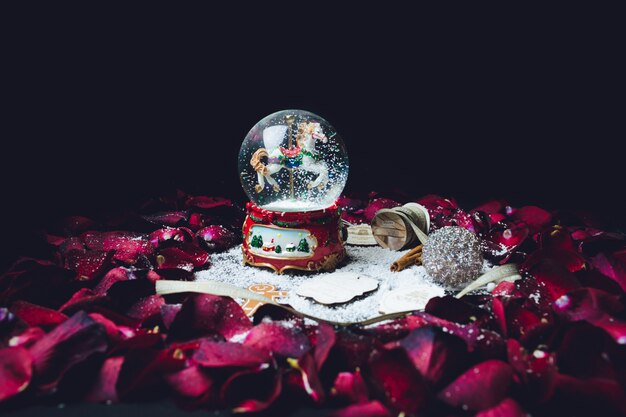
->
[475,398,527,417]
[590,253,626,293]
[399,326,469,389]
[192,340,270,367]
[524,248,586,273]
[185,196,232,210]
[244,321,311,359]
[512,206,552,234]
[94,267,131,296]
[156,244,210,271]
[165,365,213,399]
[307,322,336,369]
[0,259,75,307]
[331,371,369,404]
[507,339,557,403]
[29,311,108,391]
[366,348,430,414]
[10,301,68,328]
[524,259,581,302]
[438,359,514,411]
[364,198,401,222]
[83,231,153,264]
[286,353,325,403]
[196,225,237,252]
[65,250,113,281]
[149,227,195,248]
[0,346,33,402]
[484,221,530,261]
[85,356,124,403]
[552,374,626,416]
[8,327,46,348]
[126,295,165,322]
[220,363,282,413]
[328,401,392,417]
[554,288,626,344]
[168,294,252,341]
[141,211,189,227]
[116,348,185,400]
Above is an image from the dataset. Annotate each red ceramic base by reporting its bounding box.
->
[242,201,345,274]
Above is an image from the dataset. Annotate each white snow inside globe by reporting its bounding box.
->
[239,110,349,212]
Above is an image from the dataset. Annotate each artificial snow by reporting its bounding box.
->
[195,245,450,323]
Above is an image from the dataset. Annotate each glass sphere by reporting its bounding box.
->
[239,110,349,212]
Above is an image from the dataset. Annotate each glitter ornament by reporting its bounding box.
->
[421,226,483,289]
[239,110,349,273]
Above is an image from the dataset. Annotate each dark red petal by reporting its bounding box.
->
[511,206,552,234]
[65,250,113,281]
[552,374,626,416]
[58,216,99,237]
[475,398,527,417]
[85,356,124,403]
[82,232,153,264]
[438,359,513,411]
[484,221,529,260]
[328,401,391,417]
[554,288,626,344]
[492,281,518,297]
[116,348,185,400]
[187,213,205,231]
[192,340,270,367]
[286,353,325,403]
[141,211,189,227]
[165,365,213,398]
[244,321,311,359]
[220,363,282,413]
[168,294,252,341]
[366,348,430,415]
[185,196,233,210]
[363,198,401,222]
[160,303,182,329]
[0,346,33,402]
[399,326,468,389]
[88,313,134,343]
[523,248,586,273]
[156,244,210,271]
[126,295,165,322]
[507,339,557,403]
[10,301,68,328]
[425,296,488,324]
[29,311,108,391]
[58,288,102,313]
[94,267,131,296]
[196,225,237,252]
[331,371,369,404]
[8,327,46,348]
[416,194,458,209]
[590,253,626,293]
[58,237,86,256]
[307,322,336,369]
[523,259,581,302]
[0,259,75,307]
[149,227,195,248]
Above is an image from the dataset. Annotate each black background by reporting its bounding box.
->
[1,5,625,416]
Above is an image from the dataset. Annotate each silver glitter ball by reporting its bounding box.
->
[422,226,483,289]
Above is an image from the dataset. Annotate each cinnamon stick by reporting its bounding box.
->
[390,245,423,272]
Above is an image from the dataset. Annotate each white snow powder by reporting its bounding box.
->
[194,245,449,323]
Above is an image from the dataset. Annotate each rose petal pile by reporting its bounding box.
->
[1,190,625,416]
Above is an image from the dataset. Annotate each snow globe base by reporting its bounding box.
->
[242,202,346,274]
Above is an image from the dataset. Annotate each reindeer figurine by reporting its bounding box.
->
[249,121,329,193]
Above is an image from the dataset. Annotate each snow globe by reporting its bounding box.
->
[239,110,349,273]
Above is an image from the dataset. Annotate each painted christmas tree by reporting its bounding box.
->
[297,238,309,252]
[250,235,263,248]
[275,245,282,254]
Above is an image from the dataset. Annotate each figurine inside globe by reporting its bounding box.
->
[239,110,349,273]
[238,110,349,212]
